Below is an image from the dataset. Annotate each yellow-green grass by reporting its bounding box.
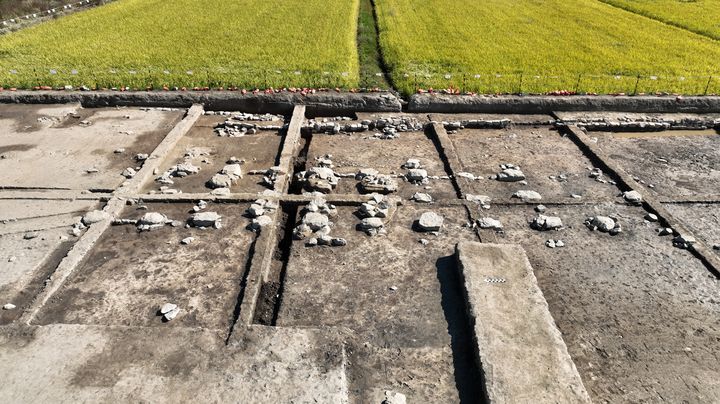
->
[375,0,720,95]
[600,0,720,40]
[0,0,360,89]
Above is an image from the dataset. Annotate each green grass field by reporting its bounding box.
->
[375,0,720,95]
[0,0,360,89]
[600,0,720,41]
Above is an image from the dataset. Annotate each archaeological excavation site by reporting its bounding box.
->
[1,93,720,403]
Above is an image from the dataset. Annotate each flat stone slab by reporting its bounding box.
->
[455,242,591,403]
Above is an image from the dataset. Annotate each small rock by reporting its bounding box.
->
[545,239,556,248]
[417,212,443,232]
[419,239,429,246]
[496,168,525,182]
[623,190,643,204]
[530,215,563,231]
[555,240,565,247]
[412,192,433,203]
[645,213,659,222]
[23,232,38,240]
[82,210,110,225]
[191,212,222,228]
[8,256,16,263]
[2,303,16,310]
[331,238,347,247]
[251,215,273,229]
[383,390,407,404]
[658,227,673,236]
[114,148,125,154]
[404,159,421,169]
[180,237,194,245]
[586,216,616,232]
[512,190,542,201]
[477,217,503,231]
[673,234,696,249]
[121,167,136,178]
[535,205,546,213]
[406,168,428,182]
[163,307,181,321]
[160,303,177,314]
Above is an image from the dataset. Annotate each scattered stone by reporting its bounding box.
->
[163,306,181,321]
[135,153,149,161]
[512,190,542,201]
[417,212,443,232]
[477,217,503,231]
[221,164,243,179]
[331,238,347,247]
[82,210,110,225]
[382,390,407,404]
[297,166,339,193]
[465,194,491,205]
[496,167,526,182]
[412,192,433,203]
[190,212,222,228]
[406,168,428,183]
[457,172,477,181]
[137,212,169,231]
[645,213,659,222]
[85,168,99,174]
[585,216,616,232]
[535,205,547,213]
[419,239,429,246]
[8,256,16,263]
[658,227,674,236]
[251,215,273,230]
[359,217,386,236]
[623,190,643,204]
[160,303,177,314]
[356,168,379,180]
[360,174,398,194]
[673,234,696,249]
[2,303,16,310]
[571,194,582,199]
[404,159,421,169]
[23,232,38,240]
[121,167,136,179]
[208,173,235,189]
[114,148,125,154]
[211,187,231,196]
[530,215,563,231]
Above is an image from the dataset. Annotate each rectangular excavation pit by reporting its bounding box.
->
[141,113,285,195]
[473,203,720,403]
[592,130,720,199]
[275,203,483,402]
[305,130,457,199]
[0,105,184,191]
[447,125,621,202]
[0,199,99,324]
[34,201,256,330]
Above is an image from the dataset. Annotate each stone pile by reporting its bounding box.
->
[585,216,622,235]
[357,194,393,236]
[297,166,339,193]
[155,161,201,186]
[493,164,525,182]
[213,113,284,137]
[259,166,282,189]
[530,215,563,231]
[246,199,278,230]
[206,163,243,190]
[545,239,565,248]
[359,173,398,194]
[293,196,345,247]
[304,116,423,138]
[575,116,718,132]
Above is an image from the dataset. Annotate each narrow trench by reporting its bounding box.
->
[225,236,257,343]
[425,124,464,199]
[250,203,298,326]
[251,131,312,325]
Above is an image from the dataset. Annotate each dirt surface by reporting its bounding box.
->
[0,324,348,403]
[665,203,720,257]
[36,202,255,330]
[594,130,720,199]
[476,203,720,403]
[0,104,184,190]
[277,204,483,402]
[448,126,620,202]
[142,115,285,194]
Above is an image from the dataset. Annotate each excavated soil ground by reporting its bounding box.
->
[0,104,719,403]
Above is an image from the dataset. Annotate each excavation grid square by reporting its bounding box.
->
[474,203,720,403]
[34,202,254,329]
[277,204,480,402]
[142,114,286,194]
[0,104,184,190]
[447,125,621,202]
[593,130,720,199]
